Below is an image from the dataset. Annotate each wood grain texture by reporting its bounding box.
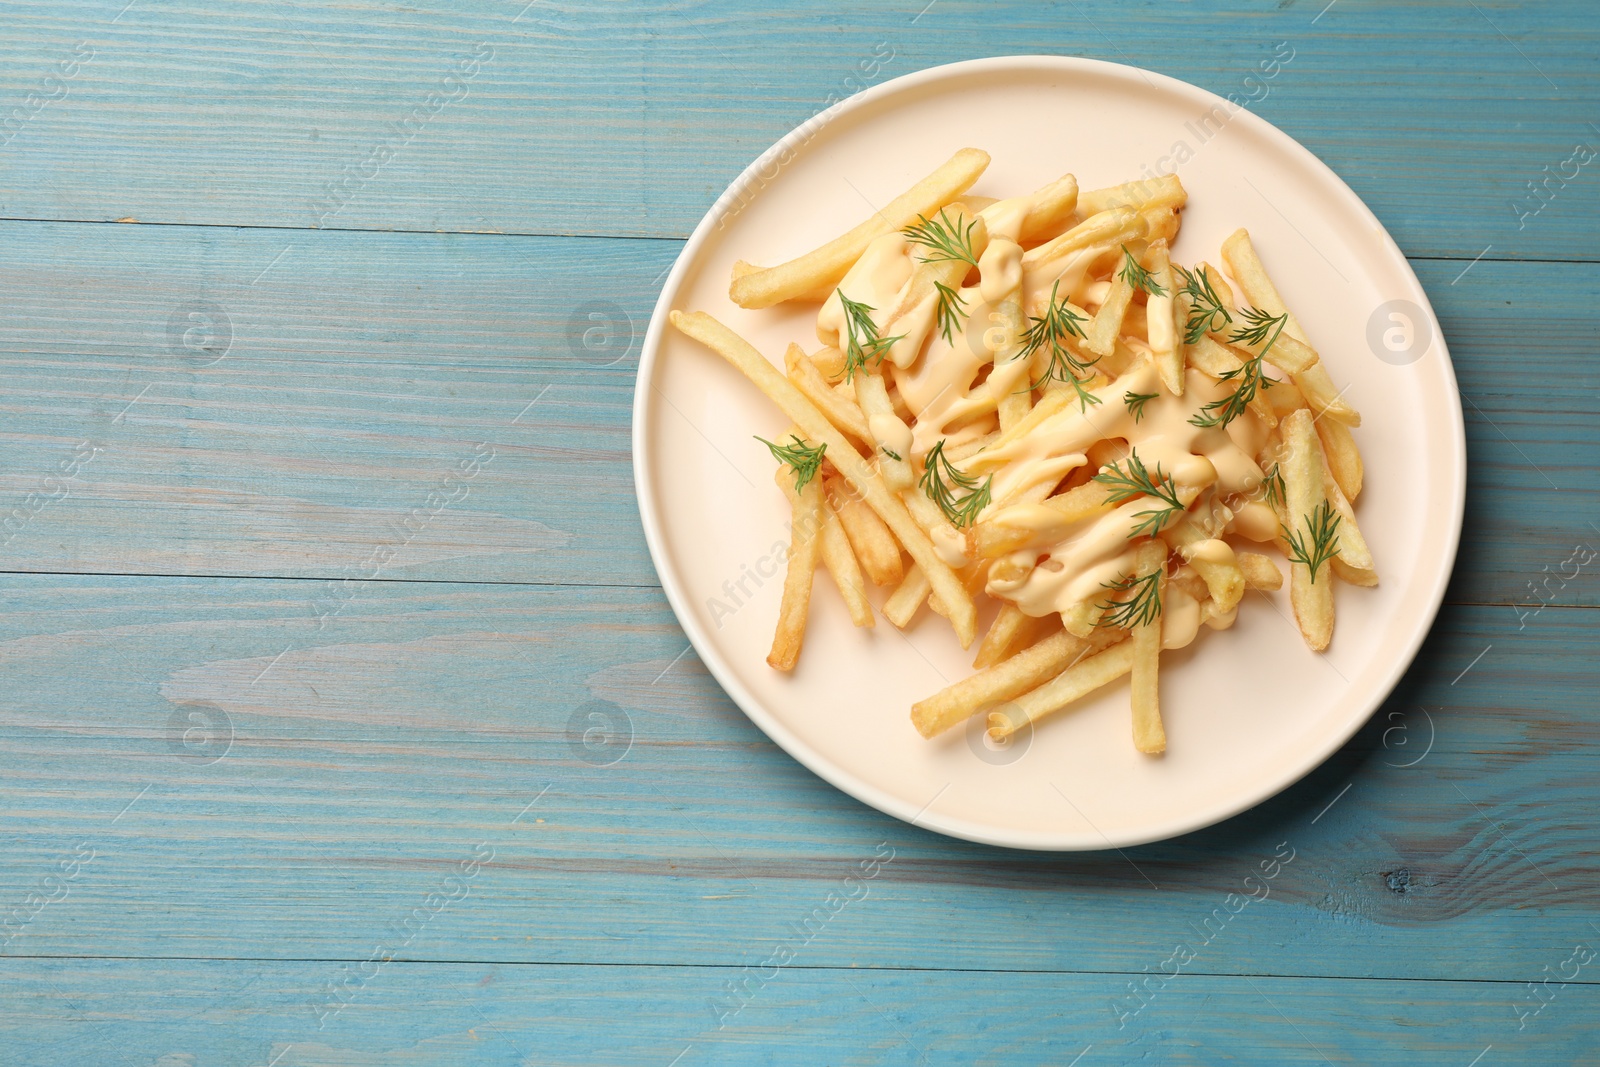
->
[0,576,1593,984]
[0,1,1596,258]
[0,0,1596,1060]
[4,957,1594,1067]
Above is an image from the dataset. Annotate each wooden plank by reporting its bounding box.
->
[0,575,1593,981]
[2,222,1595,609]
[0,1,1595,258]
[1,956,1594,1065]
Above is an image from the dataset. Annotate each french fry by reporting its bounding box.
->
[1129,538,1167,755]
[785,343,871,444]
[1237,550,1284,590]
[1023,208,1146,272]
[1076,173,1187,217]
[1317,417,1364,501]
[1184,334,1277,428]
[811,345,847,382]
[1321,454,1377,586]
[1145,240,1182,395]
[1161,516,1245,613]
[882,206,989,367]
[914,626,1121,738]
[825,474,904,587]
[987,633,1133,739]
[768,463,823,671]
[853,372,916,489]
[670,311,978,645]
[884,564,931,629]
[979,172,1080,245]
[1282,409,1333,650]
[974,603,1041,669]
[972,483,1115,558]
[819,497,874,628]
[729,148,991,309]
[1084,274,1135,357]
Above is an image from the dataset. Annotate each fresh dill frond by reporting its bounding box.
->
[1261,464,1287,510]
[1283,500,1342,583]
[882,446,902,461]
[1188,308,1287,430]
[919,439,992,529]
[1023,280,1098,410]
[1092,450,1186,537]
[1123,390,1160,422]
[1097,569,1164,630]
[933,280,968,345]
[837,291,904,382]
[1118,245,1166,297]
[755,434,827,493]
[901,208,981,270]
[1174,263,1233,344]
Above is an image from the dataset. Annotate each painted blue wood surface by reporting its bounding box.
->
[0,1,1596,1064]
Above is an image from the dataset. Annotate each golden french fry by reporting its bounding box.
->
[914,626,1119,738]
[1076,173,1187,217]
[1129,539,1167,755]
[853,372,916,489]
[972,483,1115,559]
[825,474,904,587]
[974,603,1039,669]
[1084,275,1134,358]
[811,345,847,382]
[1023,208,1146,272]
[768,463,823,671]
[1236,550,1284,590]
[980,172,1080,244]
[1160,518,1244,614]
[785,343,871,444]
[1144,240,1182,395]
[987,632,1133,739]
[1062,597,1104,638]
[1321,453,1377,585]
[819,497,874,628]
[882,206,989,367]
[883,564,931,629]
[1282,409,1333,650]
[669,311,977,646]
[1142,207,1181,243]
[729,148,991,309]
[1184,334,1277,429]
[1317,417,1363,500]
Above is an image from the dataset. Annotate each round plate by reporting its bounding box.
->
[632,56,1465,850]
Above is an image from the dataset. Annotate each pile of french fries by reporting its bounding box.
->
[670,147,1374,755]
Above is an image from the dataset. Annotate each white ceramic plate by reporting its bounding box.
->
[632,56,1465,850]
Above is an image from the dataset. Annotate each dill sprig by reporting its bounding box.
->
[1118,245,1166,297]
[933,280,967,345]
[756,434,826,493]
[1092,451,1186,537]
[1189,308,1287,430]
[901,208,980,269]
[838,291,904,382]
[1174,264,1232,344]
[1283,500,1342,583]
[1261,463,1287,510]
[919,439,992,529]
[1023,280,1098,410]
[1123,390,1159,422]
[1230,306,1290,351]
[1097,569,1163,630]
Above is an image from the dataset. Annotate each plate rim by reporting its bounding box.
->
[630,54,1467,851]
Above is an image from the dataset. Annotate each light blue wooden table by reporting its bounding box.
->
[2,2,1596,1064]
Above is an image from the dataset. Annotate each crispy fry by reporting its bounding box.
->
[1282,409,1333,650]
[826,473,904,587]
[768,462,823,670]
[1321,452,1377,586]
[1144,240,1182,395]
[974,603,1046,669]
[670,311,978,645]
[1317,417,1364,501]
[982,172,1080,245]
[729,148,991,309]
[854,372,916,489]
[811,345,847,382]
[1076,173,1187,217]
[1084,275,1135,358]
[914,626,1120,738]
[972,483,1115,559]
[1023,208,1147,272]
[1161,516,1245,613]
[785,343,871,444]
[884,564,931,629]
[882,206,989,367]
[987,632,1133,739]
[819,496,874,628]
[1129,538,1167,754]
[1237,550,1284,590]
